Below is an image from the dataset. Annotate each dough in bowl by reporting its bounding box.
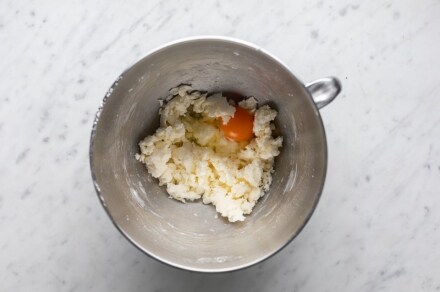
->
[136,85,283,222]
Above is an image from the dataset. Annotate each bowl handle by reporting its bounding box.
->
[306,77,342,109]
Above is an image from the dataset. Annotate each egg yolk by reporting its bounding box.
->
[220,106,254,142]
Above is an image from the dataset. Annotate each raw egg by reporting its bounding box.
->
[220,106,254,142]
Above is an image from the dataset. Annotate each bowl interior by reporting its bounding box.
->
[90,38,327,272]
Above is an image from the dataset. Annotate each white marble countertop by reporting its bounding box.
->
[1,0,439,291]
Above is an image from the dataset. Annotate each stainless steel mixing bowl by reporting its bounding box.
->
[89,36,341,272]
